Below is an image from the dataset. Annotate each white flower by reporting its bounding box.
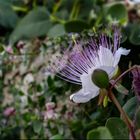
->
[70,46,130,103]
[47,28,130,103]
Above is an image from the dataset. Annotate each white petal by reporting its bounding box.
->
[70,89,95,103]
[70,71,100,103]
[81,72,99,92]
[113,47,130,67]
[97,46,114,66]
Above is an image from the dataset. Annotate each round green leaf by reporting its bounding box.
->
[70,120,83,132]
[9,7,52,44]
[0,44,4,52]
[48,24,65,38]
[50,134,64,140]
[106,117,129,139]
[107,3,128,24]
[33,120,42,134]
[0,1,18,28]
[120,30,127,43]
[122,96,138,119]
[64,20,89,33]
[87,127,113,140]
[129,24,140,45]
[135,107,140,128]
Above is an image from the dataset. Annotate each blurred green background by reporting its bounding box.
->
[0,0,140,139]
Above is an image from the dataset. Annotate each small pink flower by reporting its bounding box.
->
[44,110,54,119]
[44,102,57,120]
[45,102,55,110]
[3,107,15,117]
[16,41,25,49]
[44,109,57,120]
[5,46,13,54]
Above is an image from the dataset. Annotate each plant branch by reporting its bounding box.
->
[108,65,139,139]
[110,65,138,90]
[108,90,136,140]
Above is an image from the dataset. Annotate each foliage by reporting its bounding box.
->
[0,0,140,139]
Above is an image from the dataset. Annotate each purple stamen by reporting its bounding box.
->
[47,28,121,84]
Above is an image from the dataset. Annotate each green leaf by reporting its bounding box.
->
[135,107,140,128]
[122,96,138,119]
[0,0,22,4]
[87,127,113,140]
[106,117,129,139]
[47,76,54,89]
[0,0,12,4]
[0,44,4,53]
[107,3,128,24]
[0,1,18,28]
[113,82,128,95]
[33,120,42,134]
[48,24,65,38]
[120,29,127,43]
[129,24,140,45]
[70,120,83,132]
[64,20,89,33]
[50,134,64,140]
[9,7,52,44]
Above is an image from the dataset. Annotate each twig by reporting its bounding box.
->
[110,65,138,90]
[108,65,138,140]
[108,90,136,140]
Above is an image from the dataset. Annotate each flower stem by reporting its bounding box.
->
[108,65,140,139]
[110,65,138,90]
[108,90,136,140]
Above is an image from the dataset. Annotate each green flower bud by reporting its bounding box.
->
[92,69,109,89]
